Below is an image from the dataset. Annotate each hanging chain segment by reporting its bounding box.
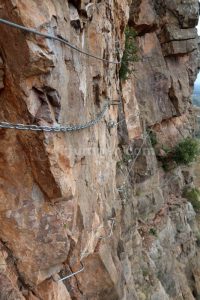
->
[0,101,110,132]
[0,18,122,133]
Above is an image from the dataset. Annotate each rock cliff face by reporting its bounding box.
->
[0,0,200,299]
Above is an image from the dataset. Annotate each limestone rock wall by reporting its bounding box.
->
[0,0,199,299]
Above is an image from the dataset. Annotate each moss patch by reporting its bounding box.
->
[119,27,138,81]
[183,187,200,213]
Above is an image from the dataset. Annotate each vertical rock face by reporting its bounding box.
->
[0,0,199,299]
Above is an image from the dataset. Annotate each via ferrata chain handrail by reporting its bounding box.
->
[0,101,112,132]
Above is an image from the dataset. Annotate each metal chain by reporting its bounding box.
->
[0,18,120,281]
[0,18,121,132]
[0,101,109,132]
[0,18,120,65]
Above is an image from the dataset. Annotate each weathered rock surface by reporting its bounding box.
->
[0,0,199,299]
[0,56,4,89]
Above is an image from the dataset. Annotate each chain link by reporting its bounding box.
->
[0,18,118,280]
[0,18,121,133]
[0,101,109,132]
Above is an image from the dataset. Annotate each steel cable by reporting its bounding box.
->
[0,18,120,65]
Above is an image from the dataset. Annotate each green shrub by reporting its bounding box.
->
[119,27,138,81]
[149,228,157,236]
[122,153,133,163]
[183,187,200,213]
[162,145,171,154]
[196,233,200,247]
[142,268,150,277]
[172,137,200,165]
[158,138,200,171]
[161,161,170,172]
[116,161,122,169]
[148,130,157,147]
[117,153,133,168]
[117,184,130,202]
